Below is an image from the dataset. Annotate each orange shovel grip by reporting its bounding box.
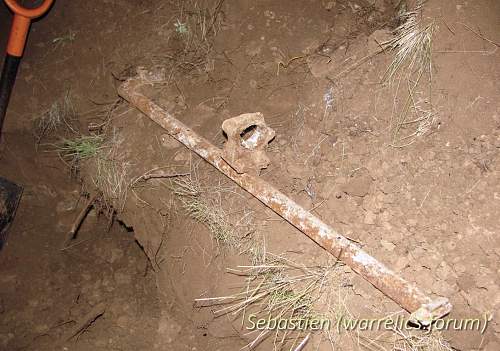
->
[4,0,54,57]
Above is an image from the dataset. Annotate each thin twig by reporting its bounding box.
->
[63,195,97,247]
[457,22,500,47]
[131,166,190,187]
[60,238,93,252]
[329,48,384,81]
[142,171,190,180]
[60,303,106,342]
[293,333,311,351]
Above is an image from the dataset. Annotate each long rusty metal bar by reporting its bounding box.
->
[118,77,452,325]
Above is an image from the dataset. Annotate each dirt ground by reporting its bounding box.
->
[0,0,498,350]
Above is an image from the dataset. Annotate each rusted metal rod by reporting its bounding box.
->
[118,77,452,325]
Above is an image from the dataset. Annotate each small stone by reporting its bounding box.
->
[406,218,418,227]
[95,339,107,347]
[421,254,441,270]
[475,273,494,289]
[382,221,392,231]
[208,317,237,338]
[436,262,456,280]
[457,274,475,291]
[368,29,392,53]
[319,178,335,199]
[0,333,14,347]
[245,40,262,56]
[109,248,124,264]
[81,272,92,281]
[286,163,310,179]
[379,211,392,222]
[114,271,132,285]
[341,173,373,197]
[56,198,76,213]
[295,192,313,210]
[34,324,48,334]
[157,314,182,344]
[380,240,395,251]
[277,138,287,146]
[264,10,275,19]
[116,315,130,328]
[484,341,500,351]
[432,279,457,296]
[394,257,409,271]
[453,262,466,275]
[174,150,190,162]
[323,1,335,10]
[160,134,180,150]
[363,211,376,225]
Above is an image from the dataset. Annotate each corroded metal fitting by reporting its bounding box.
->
[221,113,275,175]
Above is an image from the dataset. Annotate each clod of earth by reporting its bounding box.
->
[341,172,373,197]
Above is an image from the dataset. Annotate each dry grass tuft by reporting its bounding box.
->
[171,170,238,248]
[381,1,438,147]
[148,0,225,80]
[91,130,131,212]
[59,135,103,158]
[169,156,257,250]
[55,130,130,214]
[195,253,340,350]
[243,234,267,266]
[382,2,435,82]
[390,90,437,148]
[52,30,76,49]
[322,300,454,351]
[175,0,224,48]
[56,134,104,171]
[34,92,78,145]
[358,320,454,351]
[389,328,453,351]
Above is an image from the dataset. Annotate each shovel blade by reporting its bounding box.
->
[0,176,23,249]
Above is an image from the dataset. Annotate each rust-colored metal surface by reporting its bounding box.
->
[118,77,452,325]
[221,112,275,175]
[4,0,54,57]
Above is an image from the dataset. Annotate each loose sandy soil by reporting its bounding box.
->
[0,1,498,350]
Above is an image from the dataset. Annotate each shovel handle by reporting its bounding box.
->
[4,0,54,57]
[0,0,54,136]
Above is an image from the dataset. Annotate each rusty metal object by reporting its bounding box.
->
[118,77,452,325]
[222,112,275,175]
